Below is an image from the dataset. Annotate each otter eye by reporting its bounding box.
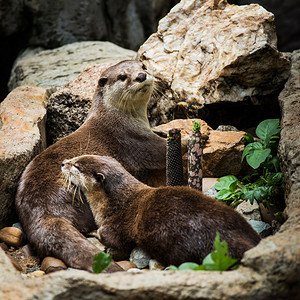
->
[98,77,108,87]
[118,74,127,81]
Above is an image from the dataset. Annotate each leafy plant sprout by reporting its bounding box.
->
[215,119,284,210]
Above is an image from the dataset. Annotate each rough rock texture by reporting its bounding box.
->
[278,50,300,213]
[46,62,117,144]
[228,0,300,52]
[0,86,47,227]
[8,41,136,92]
[137,0,290,125]
[153,119,246,177]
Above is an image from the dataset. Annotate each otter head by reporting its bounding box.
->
[61,155,125,195]
[95,60,154,127]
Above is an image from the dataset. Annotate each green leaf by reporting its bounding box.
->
[192,120,201,133]
[242,142,263,161]
[256,119,280,147]
[244,132,254,144]
[216,189,233,200]
[92,252,112,274]
[196,232,238,271]
[178,262,200,270]
[214,175,239,191]
[246,148,271,169]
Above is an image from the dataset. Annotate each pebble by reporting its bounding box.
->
[248,220,272,238]
[41,257,68,273]
[149,259,164,271]
[129,248,151,269]
[27,270,45,278]
[0,242,9,251]
[116,260,137,271]
[0,227,25,247]
[236,200,261,221]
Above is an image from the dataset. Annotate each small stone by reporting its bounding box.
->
[247,220,272,238]
[0,242,9,252]
[21,244,37,257]
[203,186,218,198]
[27,270,45,278]
[0,227,25,247]
[236,200,261,221]
[41,257,67,274]
[116,260,137,271]
[129,248,151,269]
[126,268,144,273]
[216,125,240,132]
[149,259,164,271]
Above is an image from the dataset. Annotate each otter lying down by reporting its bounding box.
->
[62,155,260,267]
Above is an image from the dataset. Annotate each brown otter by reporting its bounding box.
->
[61,155,261,267]
[15,60,166,272]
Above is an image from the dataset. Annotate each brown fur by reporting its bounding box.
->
[62,155,261,267]
[15,60,166,272]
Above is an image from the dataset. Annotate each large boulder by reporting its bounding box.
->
[228,0,300,52]
[0,86,47,227]
[278,50,300,213]
[137,0,290,125]
[8,41,136,92]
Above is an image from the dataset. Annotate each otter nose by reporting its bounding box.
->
[136,73,147,82]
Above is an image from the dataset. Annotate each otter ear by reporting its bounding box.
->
[98,77,108,87]
[96,173,106,184]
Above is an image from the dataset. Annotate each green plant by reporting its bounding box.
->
[215,119,284,208]
[92,252,112,273]
[169,232,238,271]
[242,119,281,172]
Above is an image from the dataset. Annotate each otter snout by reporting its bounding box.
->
[135,73,147,82]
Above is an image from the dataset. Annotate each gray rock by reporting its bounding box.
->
[129,248,151,269]
[248,220,272,238]
[204,186,218,198]
[0,86,47,228]
[236,200,261,221]
[278,49,300,214]
[8,41,136,92]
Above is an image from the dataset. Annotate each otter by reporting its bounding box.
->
[61,155,261,267]
[15,60,166,272]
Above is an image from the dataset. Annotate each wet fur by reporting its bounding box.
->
[15,60,166,271]
[62,155,261,267]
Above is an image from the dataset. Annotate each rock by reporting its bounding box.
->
[27,270,45,278]
[41,257,68,274]
[203,178,219,193]
[8,255,23,272]
[21,244,37,258]
[149,259,164,271]
[229,0,300,52]
[216,125,240,132]
[203,186,218,198]
[247,220,272,238]
[153,119,246,177]
[8,41,136,92]
[0,242,9,252]
[200,130,246,177]
[236,200,261,221]
[129,248,151,269]
[46,62,117,143]
[116,261,137,271]
[138,0,290,125]
[0,85,47,227]
[278,50,300,215]
[0,227,25,248]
